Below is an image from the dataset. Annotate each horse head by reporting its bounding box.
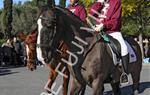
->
[36,6,59,64]
[36,6,93,65]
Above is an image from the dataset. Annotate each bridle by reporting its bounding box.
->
[36,9,64,56]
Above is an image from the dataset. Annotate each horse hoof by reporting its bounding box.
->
[48,94,53,95]
[40,92,51,95]
[132,90,138,95]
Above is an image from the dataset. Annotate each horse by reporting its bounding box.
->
[17,31,37,69]
[16,30,70,95]
[36,6,142,95]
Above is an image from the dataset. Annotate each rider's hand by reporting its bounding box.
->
[94,24,104,32]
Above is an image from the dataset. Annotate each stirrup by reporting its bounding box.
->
[120,72,130,86]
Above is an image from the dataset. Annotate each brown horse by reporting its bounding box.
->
[36,6,142,95]
[16,30,70,95]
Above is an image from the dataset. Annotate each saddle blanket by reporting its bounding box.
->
[111,41,137,65]
[125,41,137,63]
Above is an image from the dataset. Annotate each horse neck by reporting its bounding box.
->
[56,7,91,38]
[55,7,94,55]
[60,17,90,43]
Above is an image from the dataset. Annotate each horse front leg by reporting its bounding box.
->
[70,79,84,95]
[63,68,70,95]
[80,86,86,95]
[92,76,103,95]
[111,82,121,95]
[45,68,58,94]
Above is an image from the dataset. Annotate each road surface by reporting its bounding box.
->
[0,65,150,95]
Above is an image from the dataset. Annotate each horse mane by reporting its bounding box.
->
[55,6,92,38]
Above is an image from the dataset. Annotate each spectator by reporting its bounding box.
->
[2,39,13,48]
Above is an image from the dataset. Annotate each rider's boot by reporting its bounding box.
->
[120,53,129,85]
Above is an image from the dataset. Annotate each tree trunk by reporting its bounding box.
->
[138,29,144,59]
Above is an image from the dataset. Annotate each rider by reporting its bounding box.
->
[68,0,87,22]
[89,0,129,84]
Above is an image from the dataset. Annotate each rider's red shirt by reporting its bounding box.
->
[68,3,87,22]
[90,0,122,34]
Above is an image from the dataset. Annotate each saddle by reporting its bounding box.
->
[98,32,122,61]
[99,33,137,64]
[108,35,121,61]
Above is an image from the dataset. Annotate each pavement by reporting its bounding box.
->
[0,64,149,95]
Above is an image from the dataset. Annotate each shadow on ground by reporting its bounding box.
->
[105,82,150,95]
[0,67,19,76]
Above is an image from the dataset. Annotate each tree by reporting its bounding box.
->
[2,0,13,39]
[12,1,38,34]
[122,0,150,35]
[59,0,66,7]
[78,0,94,11]
[47,0,55,7]
[122,0,150,58]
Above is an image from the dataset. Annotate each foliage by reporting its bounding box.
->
[122,18,138,36]
[47,0,55,7]
[2,0,13,38]
[0,39,6,45]
[12,1,38,35]
[79,0,94,7]
[121,0,150,36]
[0,0,149,37]
[59,0,66,7]
[78,0,95,11]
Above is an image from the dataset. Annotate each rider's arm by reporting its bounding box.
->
[103,0,122,32]
[89,2,103,18]
[78,6,87,22]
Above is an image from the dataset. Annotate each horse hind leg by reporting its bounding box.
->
[131,71,140,95]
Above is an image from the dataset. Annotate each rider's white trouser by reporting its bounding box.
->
[109,32,128,56]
